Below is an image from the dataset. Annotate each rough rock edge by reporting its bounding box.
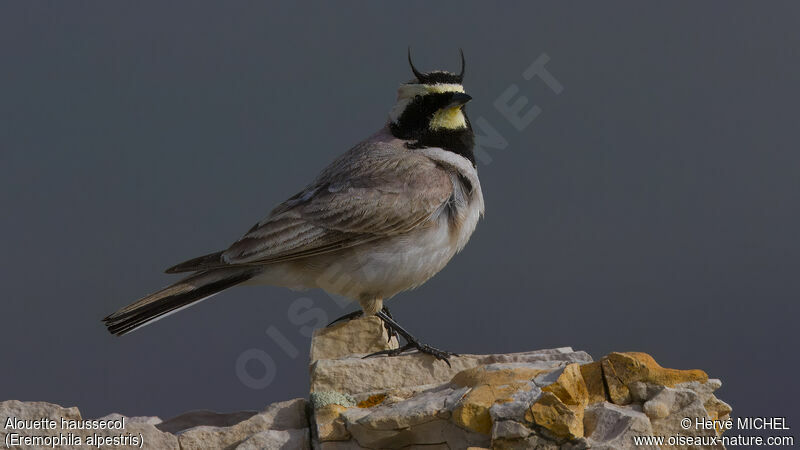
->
[0,321,731,450]
[307,319,731,450]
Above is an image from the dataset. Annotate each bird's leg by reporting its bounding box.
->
[365,310,457,367]
[326,310,363,327]
[326,307,398,342]
[380,306,398,343]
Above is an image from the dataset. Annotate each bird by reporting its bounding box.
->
[103,49,484,365]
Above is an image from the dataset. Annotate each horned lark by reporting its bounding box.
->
[104,50,484,365]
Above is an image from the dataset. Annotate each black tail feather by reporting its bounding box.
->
[164,251,226,274]
[103,269,256,336]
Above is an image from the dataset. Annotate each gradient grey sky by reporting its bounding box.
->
[1,1,798,435]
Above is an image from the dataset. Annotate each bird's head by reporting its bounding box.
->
[389,49,475,164]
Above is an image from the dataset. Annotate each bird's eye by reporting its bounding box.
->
[414,95,422,101]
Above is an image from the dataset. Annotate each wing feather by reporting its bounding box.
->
[221,143,453,265]
[167,140,454,273]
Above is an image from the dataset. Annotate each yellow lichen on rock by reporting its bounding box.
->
[602,359,633,404]
[314,404,349,441]
[542,363,589,408]
[705,397,734,435]
[527,391,583,439]
[450,366,543,435]
[304,318,728,449]
[450,366,545,389]
[579,361,608,404]
[538,363,589,437]
[357,394,386,408]
[601,352,707,405]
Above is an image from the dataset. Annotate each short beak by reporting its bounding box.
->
[447,92,472,108]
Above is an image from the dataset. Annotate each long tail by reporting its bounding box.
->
[103,268,258,336]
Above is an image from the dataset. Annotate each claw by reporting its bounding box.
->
[363,342,454,367]
[363,344,412,359]
[326,310,363,327]
[386,327,398,343]
[331,308,455,367]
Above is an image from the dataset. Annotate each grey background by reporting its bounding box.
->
[2,0,798,432]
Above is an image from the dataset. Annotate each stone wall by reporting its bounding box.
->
[308,317,731,449]
[1,317,731,449]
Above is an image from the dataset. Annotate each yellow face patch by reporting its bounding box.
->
[429,106,467,130]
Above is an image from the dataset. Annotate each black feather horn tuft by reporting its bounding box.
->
[404,48,466,85]
[457,48,465,82]
[408,47,425,81]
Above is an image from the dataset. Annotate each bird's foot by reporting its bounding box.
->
[364,341,456,367]
[364,310,457,367]
[327,307,398,343]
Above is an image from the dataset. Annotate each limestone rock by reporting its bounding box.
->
[157,409,257,433]
[311,346,592,396]
[307,319,592,448]
[235,428,310,449]
[493,433,564,450]
[0,400,180,450]
[1,319,733,450]
[579,361,608,403]
[451,364,544,434]
[646,386,723,449]
[350,385,455,430]
[98,412,162,426]
[348,414,489,449]
[310,316,399,362]
[92,420,179,449]
[602,352,708,405]
[314,404,350,441]
[583,402,654,449]
[306,318,731,449]
[488,384,541,424]
[318,442,369,449]
[705,396,733,425]
[677,379,732,426]
[628,381,664,404]
[491,419,535,441]
[0,399,81,422]
[177,398,308,450]
[1,400,81,450]
[90,413,178,448]
[540,363,589,409]
[528,391,584,440]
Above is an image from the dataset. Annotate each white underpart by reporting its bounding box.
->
[249,142,484,304]
[417,146,485,239]
[388,83,465,123]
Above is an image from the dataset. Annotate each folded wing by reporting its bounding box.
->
[166,148,453,273]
